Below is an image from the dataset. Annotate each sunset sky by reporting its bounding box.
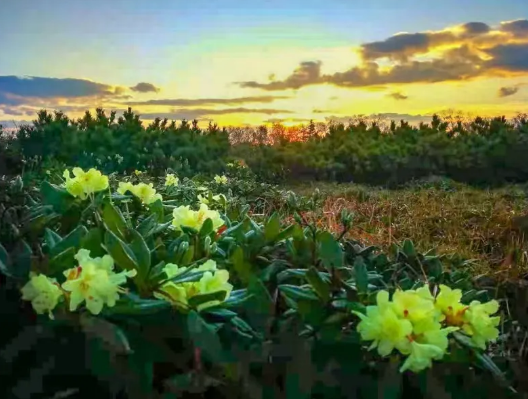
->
[0,0,527,127]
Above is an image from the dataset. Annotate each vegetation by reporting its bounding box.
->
[285,178,528,278]
[2,109,528,187]
[1,109,528,398]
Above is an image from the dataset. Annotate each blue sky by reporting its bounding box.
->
[0,0,527,125]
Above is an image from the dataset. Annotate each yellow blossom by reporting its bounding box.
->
[63,167,109,199]
[117,181,162,205]
[155,260,232,311]
[355,291,414,356]
[172,203,224,232]
[132,183,163,205]
[399,341,446,373]
[134,170,143,176]
[391,286,438,325]
[117,181,134,195]
[197,193,225,205]
[214,175,228,184]
[196,269,233,311]
[165,173,179,187]
[61,250,136,315]
[462,300,500,349]
[21,273,63,319]
[435,285,500,349]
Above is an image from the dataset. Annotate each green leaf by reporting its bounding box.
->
[222,289,251,308]
[0,243,10,277]
[40,180,74,213]
[199,218,214,237]
[129,229,151,280]
[104,297,173,315]
[220,221,244,237]
[473,351,515,392]
[202,308,237,320]
[10,240,32,279]
[230,246,251,283]
[159,270,205,286]
[180,245,195,266]
[264,212,281,241]
[279,284,319,302]
[44,228,62,250]
[104,229,139,272]
[136,213,158,237]
[424,256,443,279]
[181,225,199,236]
[188,290,228,309]
[317,231,343,268]
[102,201,128,240]
[50,225,88,257]
[187,310,223,362]
[402,239,417,258]
[354,257,369,294]
[48,247,77,275]
[149,199,164,222]
[81,228,105,257]
[305,267,330,302]
[274,224,297,242]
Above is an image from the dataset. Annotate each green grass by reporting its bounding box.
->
[286,179,528,280]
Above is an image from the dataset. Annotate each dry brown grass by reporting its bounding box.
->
[285,181,528,280]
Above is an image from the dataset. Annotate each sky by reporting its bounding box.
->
[0,0,527,127]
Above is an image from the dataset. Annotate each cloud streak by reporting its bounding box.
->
[129,82,160,93]
[236,19,528,91]
[386,92,408,100]
[498,86,519,97]
[126,95,291,106]
[138,107,293,121]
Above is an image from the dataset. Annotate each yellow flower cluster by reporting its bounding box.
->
[214,175,228,184]
[165,173,179,187]
[20,249,136,318]
[155,260,233,311]
[197,193,226,206]
[435,285,500,349]
[21,273,63,319]
[63,167,109,199]
[172,203,224,232]
[118,182,163,205]
[355,285,500,373]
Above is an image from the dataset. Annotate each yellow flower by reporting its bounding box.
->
[155,260,232,311]
[172,204,224,232]
[462,300,500,349]
[435,285,467,325]
[399,341,446,373]
[63,167,109,199]
[165,174,179,187]
[117,182,162,205]
[355,291,414,356]
[196,269,233,311]
[435,285,500,349]
[134,170,143,176]
[391,286,437,325]
[61,250,136,315]
[213,175,228,184]
[21,273,63,319]
[131,183,162,205]
[117,181,134,195]
[197,193,225,205]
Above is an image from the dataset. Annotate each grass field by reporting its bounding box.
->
[286,179,528,280]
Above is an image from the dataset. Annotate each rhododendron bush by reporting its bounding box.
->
[0,168,516,398]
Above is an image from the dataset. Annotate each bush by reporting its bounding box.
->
[0,167,520,399]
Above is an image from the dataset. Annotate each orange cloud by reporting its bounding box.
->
[237,19,528,91]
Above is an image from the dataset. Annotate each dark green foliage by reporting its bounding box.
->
[232,113,528,186]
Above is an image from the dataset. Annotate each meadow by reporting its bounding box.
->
[1,109,528,399]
